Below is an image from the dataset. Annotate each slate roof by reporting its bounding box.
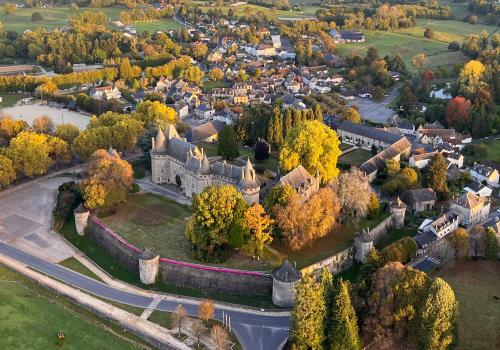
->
[337,121,404,144]
[401,188,437,206]
[414,231,437,248]
[272,260,301,283]
[453,192,488,209]
[185,121,226,143]
[359,137,412,175]
[279,165,317,192]
[472,163,496,177]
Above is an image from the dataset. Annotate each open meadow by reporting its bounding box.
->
[432,260,500,350]
[0,265,145,350]
[0,5,180,33]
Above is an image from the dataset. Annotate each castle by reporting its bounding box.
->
[150,125,260,204]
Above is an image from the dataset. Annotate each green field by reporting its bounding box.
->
[100,193,280,270]
[0,6,125,32]
[131,19,183,33]
[0,265,146,350]
[0,5,181,33]
[0,93,25,108]
[338,148,372,167]
[190,1,320,20]
[433,261,500,350]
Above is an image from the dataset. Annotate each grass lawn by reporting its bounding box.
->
[432,260,500,350]
[0,93,25,108]
[132,19,183,33]
[100,193,279,271]
[190,2,321,20]
[375,227,418,250]
[59,257,103,282]
[0,6,126,32]
[336,30,467,73]
[338,148,372,167]
[466,139,500,163]
[202,80,229,93]
[59,216,276,308]
[0,265,148,350]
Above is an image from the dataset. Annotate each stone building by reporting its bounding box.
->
[150,125,260,204]
[271,260,301,308]
[278,165,319,200]
[401,188,437,213]
[450,192,490,226]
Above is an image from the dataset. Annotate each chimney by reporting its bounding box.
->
[151,137,155,149]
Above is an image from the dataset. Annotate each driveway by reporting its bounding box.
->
[0,177,75,263]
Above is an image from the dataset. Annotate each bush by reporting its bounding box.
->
[254,139,270,161]
[254,165,266,174]
[31,12,44,22]
[130,183,140,193]
[53,181,82,230]
[381,237,417,263]
[424,27,434,39]
[448,41,460,51]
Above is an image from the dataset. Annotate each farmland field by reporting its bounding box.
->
[432,261,500,350]
[132,19,183,33]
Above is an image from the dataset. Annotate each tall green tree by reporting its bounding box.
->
[267,106,284,148]
[217,126,240,160]
[291,274,326,350]
[484,227,499,260]
[419,278,458,350]
[184,185,248,262]
[328,279,362,350]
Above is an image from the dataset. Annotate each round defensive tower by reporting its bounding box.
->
[390,197,407,229]
[73,203,90,236]
[272,260,301,308]
[138,248,160,285]
[354,228,374,263]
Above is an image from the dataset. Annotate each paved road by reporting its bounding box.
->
[135,178,192,205]
[0,242,290,350]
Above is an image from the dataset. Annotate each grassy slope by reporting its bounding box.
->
[0,6,179,33]
[433,260,500,350]
[0,265,146,350]
[59,257,103,282]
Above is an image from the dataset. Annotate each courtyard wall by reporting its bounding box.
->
[86,217,273,295]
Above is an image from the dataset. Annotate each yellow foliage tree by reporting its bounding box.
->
[7,131,54,177]
[279,120,341,184]
[243,204,273,257]
[82,149,133,209]
[134,101,177,129]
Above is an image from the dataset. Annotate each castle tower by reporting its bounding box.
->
[272,260,301,308]
[354,228,374,262]
[239,158,260,205]
[138,248,159,285]
[390,197,407,229]
[73,203,89,236]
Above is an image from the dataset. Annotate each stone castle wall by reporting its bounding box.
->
[86,218,272,295]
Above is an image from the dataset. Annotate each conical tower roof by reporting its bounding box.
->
[272,260,301,283]
[108,146,120,158]
[154,128,167,151]
[165,124,180,140]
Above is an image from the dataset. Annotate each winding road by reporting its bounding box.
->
[0,242,290,350]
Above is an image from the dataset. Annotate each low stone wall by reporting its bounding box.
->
[86,218,273,295]
[367,214,395,243]
[301,247,354,276]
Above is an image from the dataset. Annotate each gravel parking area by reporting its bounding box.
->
[2,104,90,130]
[348,97,396,124]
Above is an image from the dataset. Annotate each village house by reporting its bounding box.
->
[329,29,365,43]
[90,86,121,100]
[450,192,490,226]
[401,188,437,213]
[464,181,493,197]
[195,104,215,119]
[336,121,406,151]
[389,115,415,135]
[186,120,226,143]
[278,165,319,200]
[470,163,500,188]
[415,212,460,250]
[416,125,456,145]
[409,152,437,169]
[359,137,412,181]
[233,95,249,105]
